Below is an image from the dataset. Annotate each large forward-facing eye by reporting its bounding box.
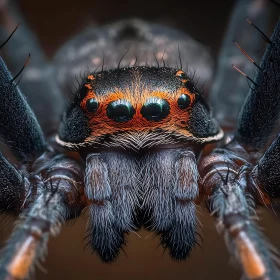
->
[141,97,170,122]
[107,99,135,122]
[86,98,99,113]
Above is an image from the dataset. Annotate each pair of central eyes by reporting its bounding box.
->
[86,95,191,122]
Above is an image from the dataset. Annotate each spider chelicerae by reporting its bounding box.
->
[0,1,280,280]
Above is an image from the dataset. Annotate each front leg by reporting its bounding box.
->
[0,152,85,280]
[199,17,280,280]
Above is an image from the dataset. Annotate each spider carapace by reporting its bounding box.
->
[55,66,223,261]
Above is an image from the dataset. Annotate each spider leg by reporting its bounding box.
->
[0,0,64,135]
[0,152,28,214]
[199,139,280,279]
[0,191,66,280]
[85,151,139,262]
[208,175,279,280]
[0,21,85,278]
[0,57,45,161]
[235,19,280,150]
[198,15,280,278]
[209,0,273,130]
[0,153,85,280]
[0,31,48,212]
[231,18,280,204]
[143,148,198,260]
[252,133,280,199]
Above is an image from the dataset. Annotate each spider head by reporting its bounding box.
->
[56,66,223,151]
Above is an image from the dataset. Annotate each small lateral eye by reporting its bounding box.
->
[86,98,99,113]
[107,100,135,122]
[177,94,191,109]
[175,70,188,81]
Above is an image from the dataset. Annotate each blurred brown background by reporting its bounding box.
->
[0,0,280,279]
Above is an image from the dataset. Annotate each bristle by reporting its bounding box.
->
[246,18,272,44]
[10,53,30,83]
[0,24,20,50]
[153,52,160,68]
[178,45,182,70]
[117,49,129,69]
[232,64,257,87]
[233,40,261,70]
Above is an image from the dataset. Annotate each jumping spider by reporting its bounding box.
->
[0,1,280,279]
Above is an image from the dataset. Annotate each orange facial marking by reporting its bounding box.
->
[236,231,266,279]
[80,83,98,113]
[80,84,196,142]
[84,84,93,90]
[176,70,188,83]
[87,75,95,80]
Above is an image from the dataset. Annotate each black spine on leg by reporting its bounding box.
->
[0,57,46,161]
[0,152,27,214]
[252,133,280,197]
[235,20,280,150]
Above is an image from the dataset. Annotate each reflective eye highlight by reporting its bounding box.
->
[177,94,191,109]
[107,100,135,122]
[175,70,188,83]
[141,97,170,122]
[86,98,99,113]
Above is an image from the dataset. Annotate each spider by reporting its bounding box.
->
[0,0,280,279]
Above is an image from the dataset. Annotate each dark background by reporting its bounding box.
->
[0,0,280,279]
[18,0,235,58]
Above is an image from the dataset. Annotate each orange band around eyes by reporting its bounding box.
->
[79,85,196,139]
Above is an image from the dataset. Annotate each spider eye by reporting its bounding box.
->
[141,97,170,122]
[177,94,191,109]
[107,100,135,122]
[175,70,188,81]
[86,98,99,113]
